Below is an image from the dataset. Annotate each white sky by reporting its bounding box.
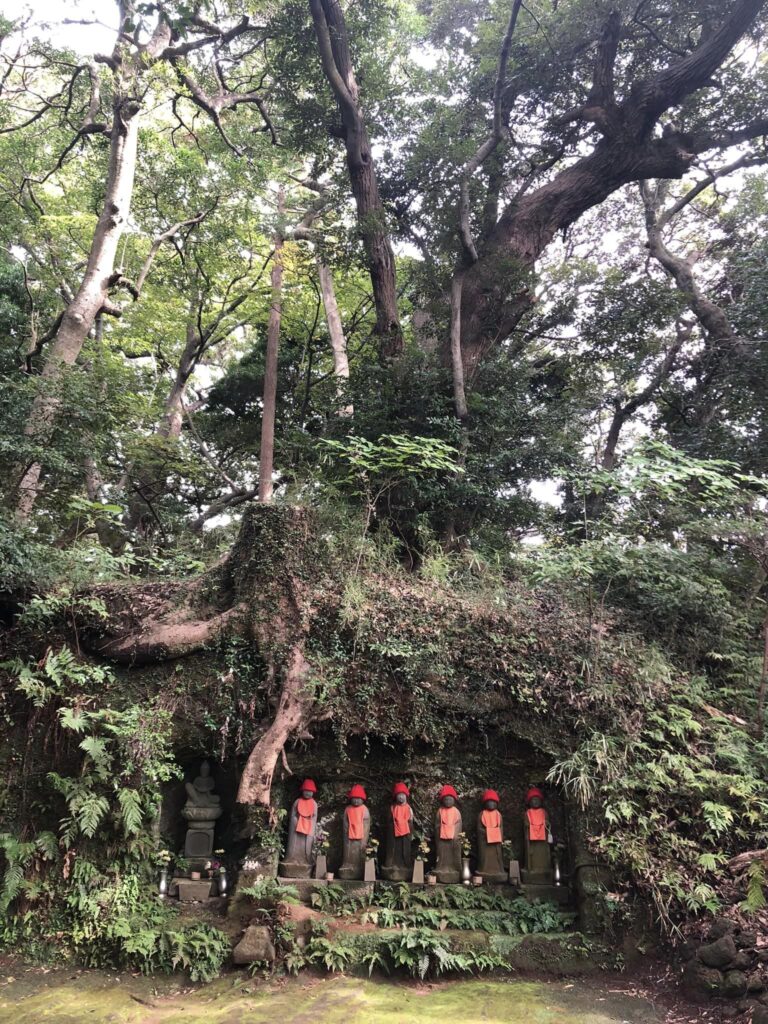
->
[3,0,118,54]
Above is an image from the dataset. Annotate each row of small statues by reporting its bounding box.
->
[280,780,555,883]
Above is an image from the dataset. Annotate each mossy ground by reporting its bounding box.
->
[0,970,661,1024]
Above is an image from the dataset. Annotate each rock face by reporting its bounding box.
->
[708,917,736,941]
[722,970,748,998]
[680,917,768,1014]
[699,934,739,969]
[232,925,276,965]
[681,960,724,999]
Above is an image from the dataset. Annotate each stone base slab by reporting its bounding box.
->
[177,879,216,902]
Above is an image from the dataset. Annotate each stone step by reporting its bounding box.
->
[520,882,572,905]
[275,875,572,907]
[277,877,373,903]
[324,927,620,974]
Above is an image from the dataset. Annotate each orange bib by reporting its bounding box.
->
[346,804,366,840]
[481,809,502,844]
[527,807,547,842]
[295,797,316,835]
[392,803,411,837]
[439,805,460,840]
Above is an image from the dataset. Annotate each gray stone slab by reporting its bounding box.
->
[177,878,216,902]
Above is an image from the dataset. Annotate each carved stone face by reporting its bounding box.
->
[529,796,543,809]
[484,799,498,811]
[350,797,363,807]
[441,795,455,808]
[301,790,314,800]
[395,793,407,805]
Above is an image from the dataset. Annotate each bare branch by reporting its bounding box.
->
[659,153,767,226]
[641,180,738,349]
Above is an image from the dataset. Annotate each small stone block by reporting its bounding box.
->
[508,860,521,886]
[177,879,215,902]
[412,860,425,884]
[364,858,376,882]
[314,854,327,880]
[233,924,275,965]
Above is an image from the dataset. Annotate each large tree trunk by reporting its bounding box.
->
[123,300,202,536]
[15,97,141,519]
[309,0,402,360]
[451,0,766,378]
[317,260,353,416]
[259,192,285,503]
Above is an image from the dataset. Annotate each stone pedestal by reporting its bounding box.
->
[313,854,328,880]
[183,808,221,866]
[177,878,216,902]
[364,858,376,882]
[412,860,425,884]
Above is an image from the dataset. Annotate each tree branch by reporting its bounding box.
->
[458,0,524,263]
[639,0,765,122]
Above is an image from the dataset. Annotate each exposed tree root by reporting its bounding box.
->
[236,645,312,807]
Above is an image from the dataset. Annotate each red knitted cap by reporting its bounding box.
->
[438,784,458,799]
[348,783,367,800]
[526,787,544,803]
[300,779,317,793]
[392,781,410,797]
[482,789,500,803]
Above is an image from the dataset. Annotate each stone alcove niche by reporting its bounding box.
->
[159,755,241,865]
[268,731,571,880]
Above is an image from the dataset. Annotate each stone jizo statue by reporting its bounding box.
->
[338,784,370,880]
[476,788,506,883]
[184,760,221,808]
[434,784,462,883]
[182,760,222,863]
[522,786,553,883]
[382,781,413,881]
[280,779,318,879]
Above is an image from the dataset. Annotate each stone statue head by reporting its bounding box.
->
[526,786,544,810]
[438,784,458,809]
[199,760,211,778]
[481,788,500,810]
[394,792,407,805]
[347,784,366,806]
[301,789,315,800]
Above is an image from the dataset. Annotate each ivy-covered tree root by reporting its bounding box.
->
[86,505,331,821]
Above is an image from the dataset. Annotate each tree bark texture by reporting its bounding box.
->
[317,259,353,416]
[236,645,312,805]
[309,0,402,360]
[642,182,738,348]
[16,98,141,519]
[449,272,468,420]
[259,192,285,503]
